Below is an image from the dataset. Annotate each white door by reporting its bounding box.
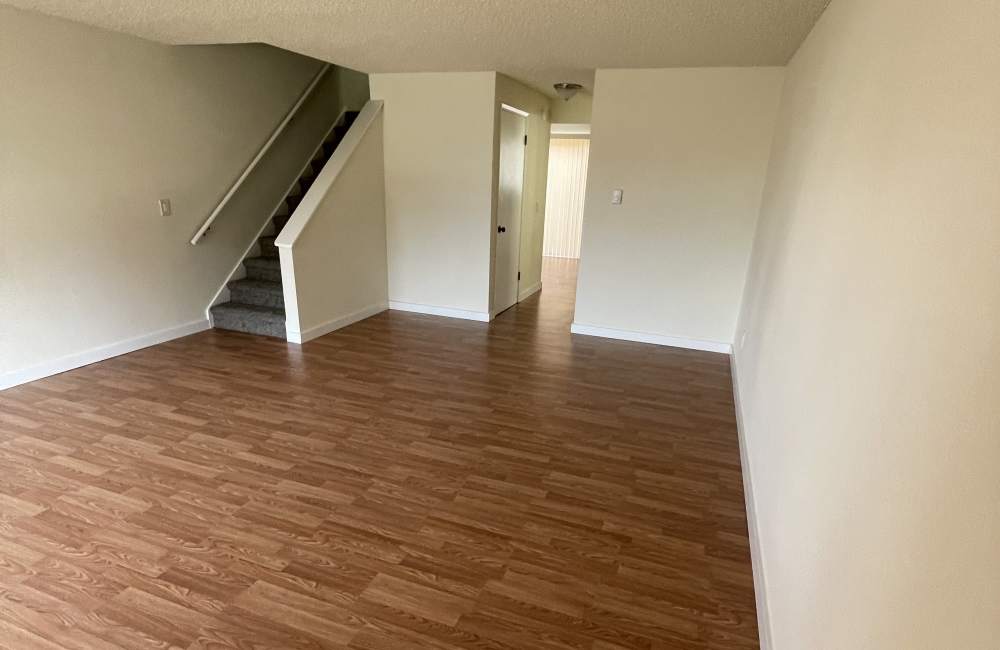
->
[493,107,526,315]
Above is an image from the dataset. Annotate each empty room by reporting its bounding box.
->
[1,1,997,649]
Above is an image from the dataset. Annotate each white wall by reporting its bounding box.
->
[494,74,551,303]
[371,72,497,317]
[543,138,590,259]
[574,68,784,348]
[734,1,1000,648]
[0,6,322,386]
[550,92,592,124]
[277,103,388,343]
[372,72,551,317]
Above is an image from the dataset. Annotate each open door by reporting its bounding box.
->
[493,106,527,315]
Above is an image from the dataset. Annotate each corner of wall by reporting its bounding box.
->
[730,350,773,650]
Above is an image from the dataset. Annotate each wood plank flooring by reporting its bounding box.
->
[0,257,757,649]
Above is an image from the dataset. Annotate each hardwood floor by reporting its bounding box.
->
[0,257,757,649]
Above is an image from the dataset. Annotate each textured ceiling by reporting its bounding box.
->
[5,0,830,95]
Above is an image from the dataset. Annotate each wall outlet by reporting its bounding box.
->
[158,198,172,217]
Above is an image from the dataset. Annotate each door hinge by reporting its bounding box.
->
[523,135,528,146]
[517,271,521,280]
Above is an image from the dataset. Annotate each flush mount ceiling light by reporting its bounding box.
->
[553,82,583,101]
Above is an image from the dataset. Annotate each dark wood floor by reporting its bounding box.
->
[0,257,757,649]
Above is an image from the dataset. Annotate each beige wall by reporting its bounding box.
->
[574,67,784,347]
[279,104,388,343]
[735,1,1000,648]
[550,92,592,124]
[494,74,551,301]
[371,72,497,316]
[0,6,322,384]
[331,65,372,111]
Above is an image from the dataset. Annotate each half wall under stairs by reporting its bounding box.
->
[210,111,359,337]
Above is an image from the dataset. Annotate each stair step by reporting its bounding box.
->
[209,113,358,342]
[259,235,278,256]
[210,302,285,338]
[272,213,290,232]
[244,256,281,282]
[311,156,329,176]
[322,139,340,157]
[326,126,347,144]
[228,278,284,309]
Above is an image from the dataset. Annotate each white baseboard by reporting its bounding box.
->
[569,322,732,354]
[388,301,490,322]
[0,319,211,391]
[731,351,772,650]
[518,281,542,302]
[286,302,387,344]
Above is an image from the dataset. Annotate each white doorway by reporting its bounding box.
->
[542,133,590,259]
[492,105,527,316]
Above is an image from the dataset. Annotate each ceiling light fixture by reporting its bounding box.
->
[553,82,583,101]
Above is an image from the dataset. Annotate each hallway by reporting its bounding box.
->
[0,259,756,649]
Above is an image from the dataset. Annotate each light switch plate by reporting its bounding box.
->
[158,198,172,217]
[611,189,623,205]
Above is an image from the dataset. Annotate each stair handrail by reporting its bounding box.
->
[190,63,331,245]
[274,100,383,251]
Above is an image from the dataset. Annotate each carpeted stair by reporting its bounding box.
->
[210,111,359,338]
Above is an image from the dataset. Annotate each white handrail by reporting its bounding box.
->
[275,100,383,250]
[190,63,331,245]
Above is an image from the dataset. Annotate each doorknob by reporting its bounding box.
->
[497,226,506,233]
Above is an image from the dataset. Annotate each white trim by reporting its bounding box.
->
[569,323,732,354]
[286,302,387,344]
[0,319,210,391]
[731,351,773,650]
[550,123,590,136]
[517,281,542,302]
[389,301,490,322]
[191,64,330,245]
[205,108,351,319]
[278,247,301,339]
[276,101,383,250]
[500,103,530,117]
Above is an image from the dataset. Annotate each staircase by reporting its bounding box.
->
[210,111,359,338]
